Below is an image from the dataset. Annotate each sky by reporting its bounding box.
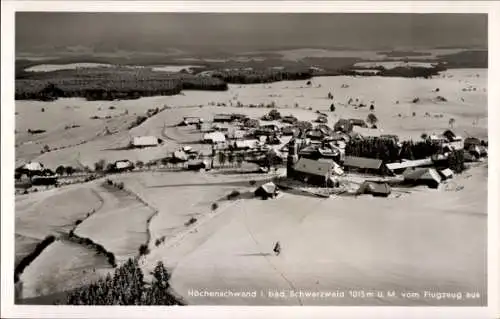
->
[15,13,488,54]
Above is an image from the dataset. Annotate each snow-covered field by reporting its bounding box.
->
[16,68,487,170]
[24,63,115,72]
[14,68,488,305]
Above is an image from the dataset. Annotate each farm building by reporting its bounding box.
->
[349,118,368,128]
[227,129,246,140]
[356,181,391,197]
[213,114,232,123]
[197,122,214,132]
[32,176,58,186]
[230,113,249,122]
[16,161,46,178]
[23,162,45,171]
[182,117,203,125]
[386,158,434,174]
[306,129,324,140]
[403,167,442,189]
[114,160,134,172]
[187,159,210,171]
[464,137,481,149]
[203,132,226,144]
[342,156,391,175]
[281,126,299,136]
[254,182,279,199]
[233,139,260,150]
[439,168,454,180]
[442,130,457,142]
[282,115,298,124]
[131,136,161,148]
[243,118,260,128]
[291,158,339,186]
[334,119,354,133]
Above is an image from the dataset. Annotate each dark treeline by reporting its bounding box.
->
[15,67,228,101]
[15,235,56,283]
[212,69,313,84]
[65,231,117,267]
[346,139,442,163]
[341,64,447,78]
[60,258,184,306]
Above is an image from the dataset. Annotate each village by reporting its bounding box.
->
[15,92,488,199]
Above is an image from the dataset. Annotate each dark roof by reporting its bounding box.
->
[214,114,232,120]
[358,181,391,195]
[464,137,481,145]
[294,158,333,176]
[343,156,383,170]
[349,119,366,125]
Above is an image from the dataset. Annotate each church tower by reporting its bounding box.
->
[287,138,299,178]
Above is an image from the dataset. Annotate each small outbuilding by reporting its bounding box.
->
[213,114,233,123]
[439,168,454,180]
[114,160,134,172]
[356,181,391,197]
[403,167,442,189]
[343,156,390,175]
[132,136,161,148]
[203,132,226,144]
[254,182,279,199]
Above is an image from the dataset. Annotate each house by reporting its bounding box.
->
[317,158,344,175]
[291,158,338,186]
[173,150,189,161]
[182,117,203,125]
[334,119,353,133]
[230,113,249,122]
[254,182,279,199]
[386,158,434,174]
[16,161,45,178]
[342,156,390,175]
[442,129,456,142]
[227,129,246,140]
[282,116,298,124]
[114,160,134,172]
[197,122,214,132]
[315,116,328,124]
[22,161,45,172]
[244,118,260,128]
[203,132,226,144]
[356,181,391,197]
[316,124,332,136]
[234,139,260,150]
[439,168,454,180]
[213,114,232,123]
[132,136,160,148]
[464,137,481,149]
[281,126,299,136]
[349,118,368,128]
[403,167,442,189]
[187,159,210,171]
[306,129,324,140]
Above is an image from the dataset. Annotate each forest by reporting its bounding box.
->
[58,258,184,305]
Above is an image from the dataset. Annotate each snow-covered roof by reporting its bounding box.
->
[132,136,159,147]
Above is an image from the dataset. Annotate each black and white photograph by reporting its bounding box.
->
[2,1,499,318]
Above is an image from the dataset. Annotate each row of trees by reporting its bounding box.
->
[61,258,182,305]
[345,139,443,162]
